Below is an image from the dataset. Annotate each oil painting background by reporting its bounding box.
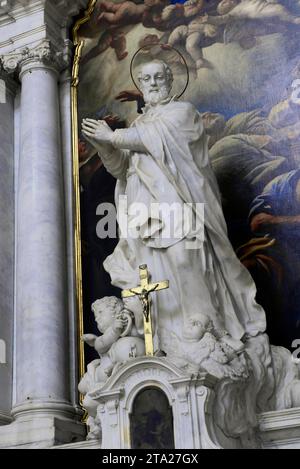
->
[77,0,300,355]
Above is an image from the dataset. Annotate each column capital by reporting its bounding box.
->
[0,38,74,79]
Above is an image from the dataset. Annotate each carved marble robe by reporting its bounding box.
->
[101,98,266,347]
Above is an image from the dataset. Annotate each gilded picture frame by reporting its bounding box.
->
[71,0,300,404]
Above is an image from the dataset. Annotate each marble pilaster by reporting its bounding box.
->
[0,0,91,448]
[59,67,79,408]
[0,72,16,426]
[0,39,85,448]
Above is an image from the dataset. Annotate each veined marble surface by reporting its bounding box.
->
[0,82,15,424]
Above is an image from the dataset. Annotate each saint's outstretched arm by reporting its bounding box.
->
[81,118,130,180]
[111,127,147,153]
[82,118,147,152]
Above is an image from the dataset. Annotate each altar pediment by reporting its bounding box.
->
[86,357,221,450]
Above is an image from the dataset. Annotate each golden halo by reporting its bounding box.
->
[130,44,190,99]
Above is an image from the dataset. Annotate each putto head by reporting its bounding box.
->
[183,313,213,341]
[137,60,174,105]
[91,297,123,333]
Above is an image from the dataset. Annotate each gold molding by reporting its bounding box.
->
[71,0,97,407]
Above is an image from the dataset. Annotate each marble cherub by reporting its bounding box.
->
[79,296,145,394]
[161,313,249,380]
[78,296,145,439]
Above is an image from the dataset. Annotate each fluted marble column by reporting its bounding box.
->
[0,41,85,448]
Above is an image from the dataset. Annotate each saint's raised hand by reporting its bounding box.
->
[81,118,113,146]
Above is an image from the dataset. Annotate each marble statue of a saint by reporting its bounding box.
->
[82,59,266,351]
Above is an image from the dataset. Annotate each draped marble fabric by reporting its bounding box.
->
[101,98,266,347]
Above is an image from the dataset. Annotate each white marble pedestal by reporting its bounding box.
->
[259,407,300,449]
[0,406,86,449]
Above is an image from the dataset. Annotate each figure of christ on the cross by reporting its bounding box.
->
[122,264,169,356]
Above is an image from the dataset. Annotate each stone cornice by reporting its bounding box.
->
[0,1,89,53]
[0,0,89,79]
[0,1,44,26]
[0,1,89,23]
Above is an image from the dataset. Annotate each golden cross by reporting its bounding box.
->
[121,264,169,356]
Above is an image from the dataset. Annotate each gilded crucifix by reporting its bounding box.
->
[122,264,169,356]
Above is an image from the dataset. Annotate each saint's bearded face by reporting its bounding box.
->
[139,62,173,106]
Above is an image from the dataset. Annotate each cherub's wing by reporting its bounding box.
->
[187,334,221,365]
